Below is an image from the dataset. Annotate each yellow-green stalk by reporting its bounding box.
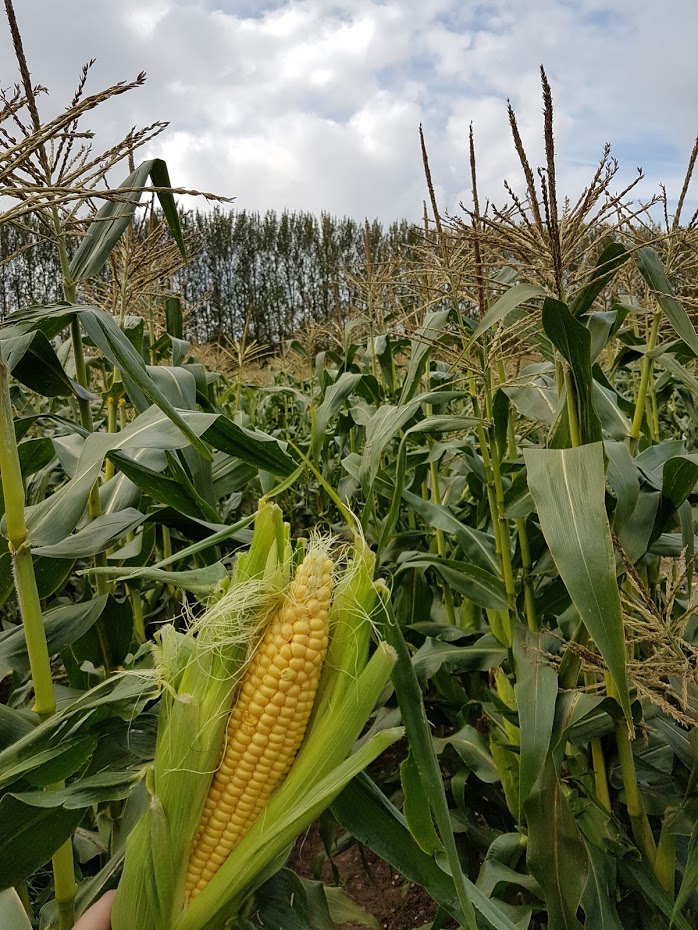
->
[0,358,76,929]
[489,667,521,819]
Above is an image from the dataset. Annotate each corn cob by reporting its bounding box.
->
[112,506,400,930]
[184,546,333,896]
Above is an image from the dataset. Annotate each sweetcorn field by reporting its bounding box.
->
[1,4,698,929]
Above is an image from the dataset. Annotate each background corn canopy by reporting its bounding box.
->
[0,9,697,930]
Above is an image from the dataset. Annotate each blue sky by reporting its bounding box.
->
[3,0,698,222]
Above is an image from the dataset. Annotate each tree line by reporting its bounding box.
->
[0,208,418,346]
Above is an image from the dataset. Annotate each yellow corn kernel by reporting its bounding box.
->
[184,549,333,897]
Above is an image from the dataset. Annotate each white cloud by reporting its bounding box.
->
[123,1,172,38]
[0,0,697,221]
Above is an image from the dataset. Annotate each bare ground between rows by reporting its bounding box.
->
[289,824,457,930]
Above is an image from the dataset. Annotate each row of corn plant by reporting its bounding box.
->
[218,74,698,929]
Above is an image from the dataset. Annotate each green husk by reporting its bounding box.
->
[112,508,398,930]
[112,500,290,930]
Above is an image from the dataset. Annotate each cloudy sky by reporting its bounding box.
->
[2,1,698,222]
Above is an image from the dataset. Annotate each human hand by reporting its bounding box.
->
[73,890,115,930]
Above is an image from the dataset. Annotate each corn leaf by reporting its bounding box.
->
[401,750,445,855]
[31,508,146,559]
[469,284,546,344]
[604,440,639,534]
[580,842,624,930]
[312,372,362,459]
[0,889,32,930]
[399,308,450,404]
[398,555,508,612]
[0,794,84,889]
[619,855,692,930]
[79,307,211,460]
[402,490,499,574]
[505,377,559,425]
[107,452,218,521]
[11,770,141,808]
[69,160,185,283]
[379,591,479,930]
[569,241,629,318]
[525,443,632,726]
[523,757,588,930]
[323,884,379,930]
[434,725,500,784]
[332,773,521,930]
[412,635,506,678]
[1,328,92,399]
[0,595,109,677]
[634,247,698,357]
[21,406,290,547]
[541,298,602,445]
[592,382,631,440]
[514,627,558,811]
[672,816,698,925]
[252,870,313,930]
[87,562,228,595]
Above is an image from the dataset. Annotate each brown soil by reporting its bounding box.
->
[290,826,454,930]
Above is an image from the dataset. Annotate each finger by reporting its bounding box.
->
[74,890,116,930]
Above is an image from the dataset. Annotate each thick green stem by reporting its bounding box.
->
[482,364,516,623]
[148,306,157,366]
[0,363,54,715]
[104,396,118,482]
[467,372,511,641]
[118,260,129,327]
[564,368,582,448]
[0,380,25,541]
[53,838,77,930]
[590,736,611,810]
[17,883,31,917]
[52,204,75,300]
[0,361,77,923]
[71,309,110,610]
[467,374,503,552]
[425,403,457,626]
[497,357,538,632]
[129,585,146,644]
[559,620,587,689]
[13,549,55,715]
[161,526,180,614]
[649,371,660,441]
[607,674,656,863]
[70,317,94,433]
[630,309,661,451]
[517,517,538,631]
[489,441,517,618]
[615,718,657,862]
[58,221,111,655]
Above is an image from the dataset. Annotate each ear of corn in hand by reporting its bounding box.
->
[111,501,400,930]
